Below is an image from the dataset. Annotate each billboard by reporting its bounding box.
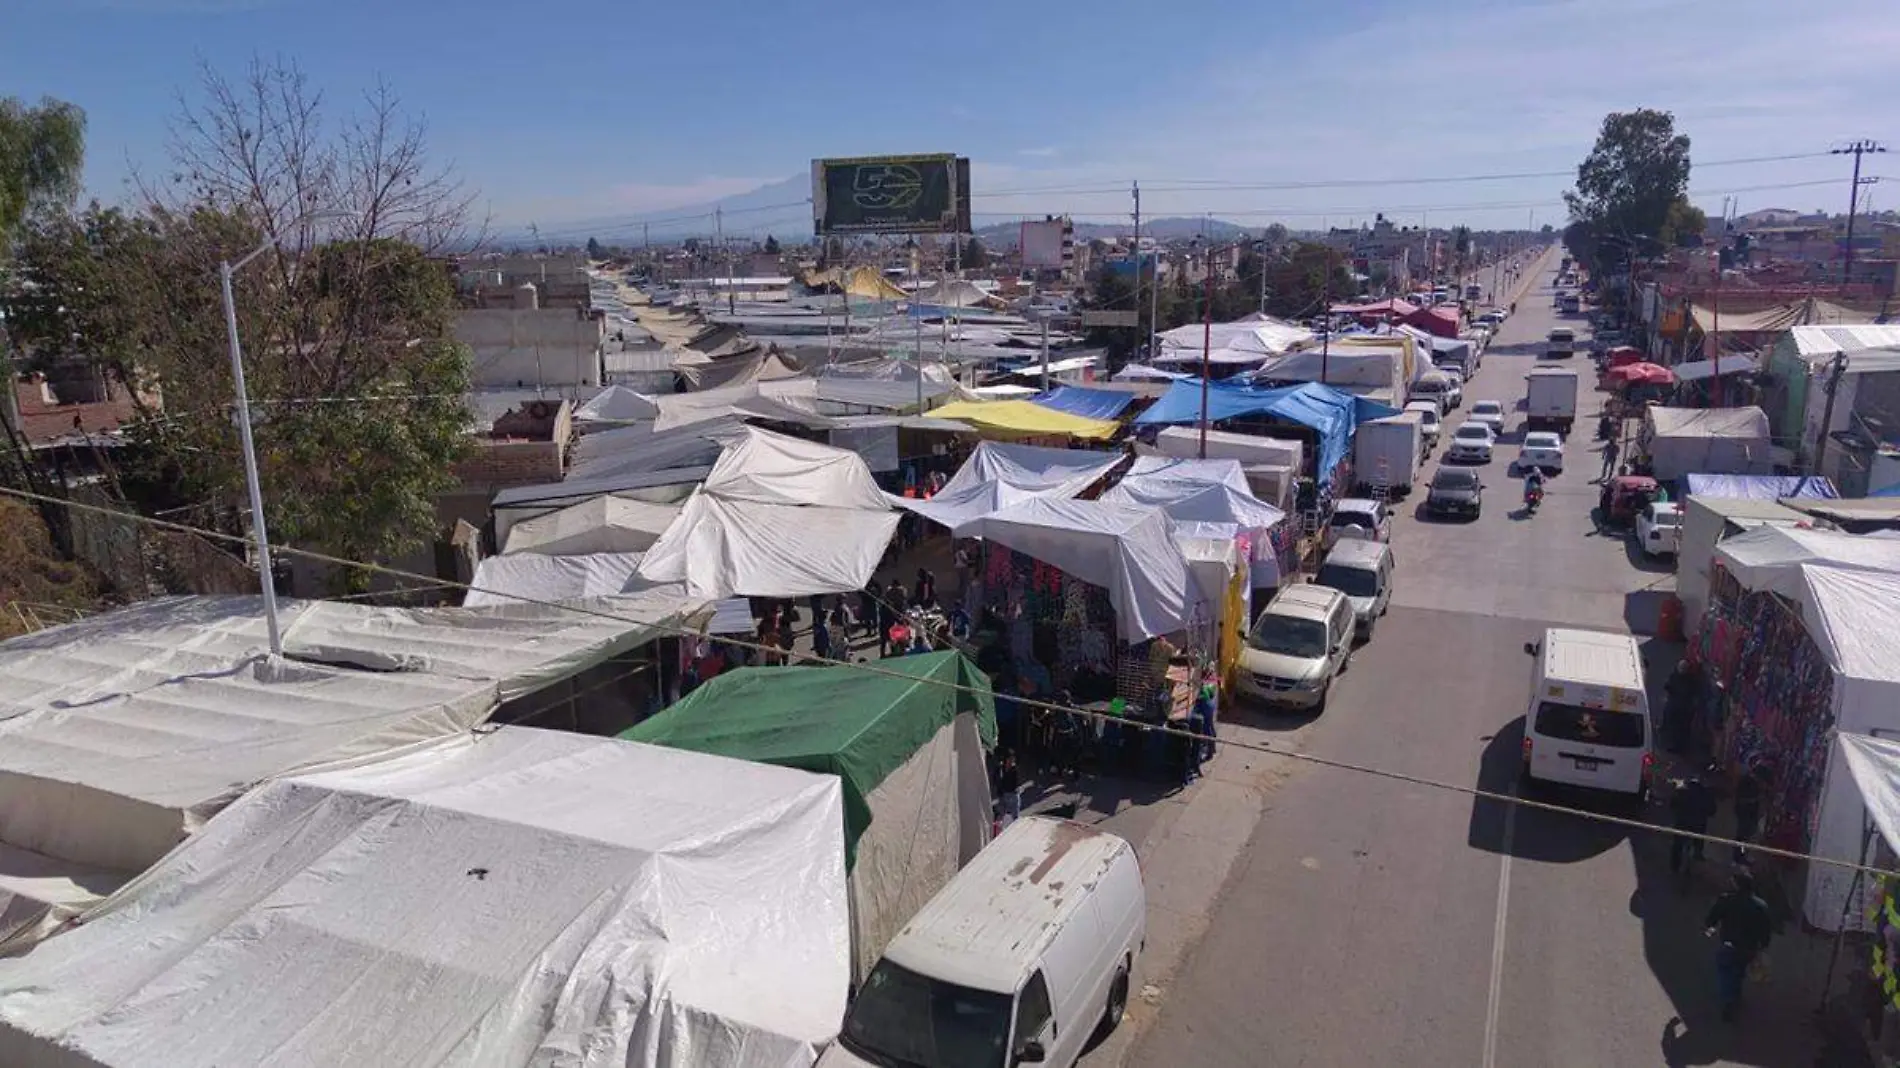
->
[1021,219,1066,268]
[812,154,972,236]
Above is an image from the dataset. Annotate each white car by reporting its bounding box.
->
[1467,399,1507,435]
[1447,422,1496,464]
[1516,431,1565,474]
[1404,401,1442,449]
[1324,498,1392,549]
[1635,501,1683,557]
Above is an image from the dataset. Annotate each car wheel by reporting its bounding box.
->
[1100,962,1130,1032]
[1313,685,1329,715]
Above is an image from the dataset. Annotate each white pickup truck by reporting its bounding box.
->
[1546,327,1576,358]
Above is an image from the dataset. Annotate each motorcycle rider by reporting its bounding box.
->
[1523,464,1547,510]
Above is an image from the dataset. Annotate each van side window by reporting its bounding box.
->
[1015,970,1054,1051]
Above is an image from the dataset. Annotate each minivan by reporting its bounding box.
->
[822,817,1145,1068]
[1521,628,1653,800]
[1314,539,1394,641]
[1236,584,1355,712]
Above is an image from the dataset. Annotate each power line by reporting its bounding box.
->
[1,481,1890,880]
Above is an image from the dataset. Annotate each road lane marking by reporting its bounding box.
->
[1482,789,1516,1068]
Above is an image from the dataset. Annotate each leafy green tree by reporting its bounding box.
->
[1663,198,1707,246]
[962,236,988,269]
[586,236,603,260]
[763,234,781,255]
[1451,225,1473,274]
[1563,109,1692,272]
[0,96,85,242]
[1540,223,1555,237]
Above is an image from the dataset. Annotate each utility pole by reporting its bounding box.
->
[1199,267,1214,458]
[1833,140,1886,289]
[1131,180,1142,361]
[1814,351,1849,478]
[1258,241,1269,314]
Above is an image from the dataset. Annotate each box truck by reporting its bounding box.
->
[1524,368,1579,434]
[1353,412,1424,496]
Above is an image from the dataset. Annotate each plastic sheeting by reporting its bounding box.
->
[1031,385,1135,421]
[466,551,656,605]
[0,728,851,1068]
[638,429,899,598]
[1102,456,1286,532]
[899,441,1124,535]
[1134,380,1396,485]
[502,497,682,555]
[572,385,661,424]
[1683,474,1838,501]
[0,593,693,918]
[927,398,1119,440]
[966,498,1197,641]
[1152,316,1314,364]
[1641,406,1773,481]
[1712,527,1900,608]
[1811,733,1900,931]
[1145,426,1304,472]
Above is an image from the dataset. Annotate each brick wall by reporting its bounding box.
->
[453,439,566,490]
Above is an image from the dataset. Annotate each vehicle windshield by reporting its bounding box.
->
[1250,612,1329,658]
[1433,469,1479,490]
[1525,435,1560,449]
[1454,426,1490,441]
[1329,509,1377,530]
[1534,702,1646,748]
[1648,508,1682,528]
[839,960,1013,1068]
[1472,402,1502,416]
[1315,563,1380,599]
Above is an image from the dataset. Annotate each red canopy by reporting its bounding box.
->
[1400,305,1460,339]
[1332,297,1419,319]
[1604,361,1676,387]
[1604,346,1644,369]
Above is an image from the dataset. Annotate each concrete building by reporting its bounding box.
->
[1769,324,1900,494]
[454,290,604,391]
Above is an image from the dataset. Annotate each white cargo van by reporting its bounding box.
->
[1521,628,1653,799]
[822,817,1145,1068]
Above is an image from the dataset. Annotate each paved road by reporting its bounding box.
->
[1128,253,1820,1067]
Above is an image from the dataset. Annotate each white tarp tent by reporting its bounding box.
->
[1783,567,1900,928]
[501,496,682,555]
[1101,456,1286,531]
[966,498,1197,641]
[1810,733,1900,933]
[0,595,697,941]
[467,551,661,606]
[1712,526,1900,606]
[1153,316,1314,364]
[899,441,1125,535]
[572,384,662,424]
[639,428,899,598]
[1641,406,1773,481]
[0,727,851,1068]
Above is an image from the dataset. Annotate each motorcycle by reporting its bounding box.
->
[1524,485,1544,515]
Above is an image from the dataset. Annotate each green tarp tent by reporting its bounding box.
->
[622,651,996,862]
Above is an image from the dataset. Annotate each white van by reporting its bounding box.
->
[1521,628,1653,799]
[1237,584,1355,712]
[822,817,1145,1068]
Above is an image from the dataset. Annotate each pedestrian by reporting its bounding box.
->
[874,591,896,656]
[1598,437,1621,482]
[915,567,937,610]
[1668,774,1716,878]
[811,617,833,662]
[859,580,882,641]
[1732,765,1767,860]
[886,580,908,617]
[1705,871,1774,1022]
[953,541,973,600]
[1662,659,1702,755]
[993,749,1022,828]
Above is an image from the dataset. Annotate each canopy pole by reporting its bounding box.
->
[1199,266,1213,459]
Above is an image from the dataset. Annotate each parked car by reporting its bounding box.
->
[1634,501,1683,557]
[1404,401,1443,450]
[1237,584,1356,712]
[1447,422,1496,463]
[1516,431,1565,474]
[1467,399,1507,434]
[1426,466,1484,519]
[1324,497,1392,549]
[1313,539,1395,641]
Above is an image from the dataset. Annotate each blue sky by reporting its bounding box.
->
[5,0,1897,236]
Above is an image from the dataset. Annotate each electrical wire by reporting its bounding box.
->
[1,481,1891,879]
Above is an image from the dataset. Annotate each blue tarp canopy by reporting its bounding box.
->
[1032,385,1134,422]
[1684,474,1839,501]
[1869,483,1900,498]
[1132,379,1398,485]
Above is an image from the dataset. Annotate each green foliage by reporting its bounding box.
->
[1663,198,1708,245]
[1540,223,1556,236]
[586,236,603,260]
[0,96,85,242]
[962,236,989,269]
[1563,108,1692,271]
[763,234,781,255]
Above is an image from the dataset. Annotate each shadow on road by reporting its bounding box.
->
[1224,697,1323,734]
[1467,716,1630,864]
[1623,535,1678,575]
[1625,589,1669,637]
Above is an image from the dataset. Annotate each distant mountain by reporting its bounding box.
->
[973,216,1257,248]
[498,175,813,247]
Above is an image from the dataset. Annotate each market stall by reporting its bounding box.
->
[1638,406,1774,482]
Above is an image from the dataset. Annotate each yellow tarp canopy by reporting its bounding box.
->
[802,266,910,302]
[928,399,1119,440]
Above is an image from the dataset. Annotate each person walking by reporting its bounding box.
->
[1598,436,1621,482]
[1662,660,1703,755]
[811,617,833,662]
[1668,774,1717,880]
[992,749,1021,829]
[1705,871,1774,1022]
